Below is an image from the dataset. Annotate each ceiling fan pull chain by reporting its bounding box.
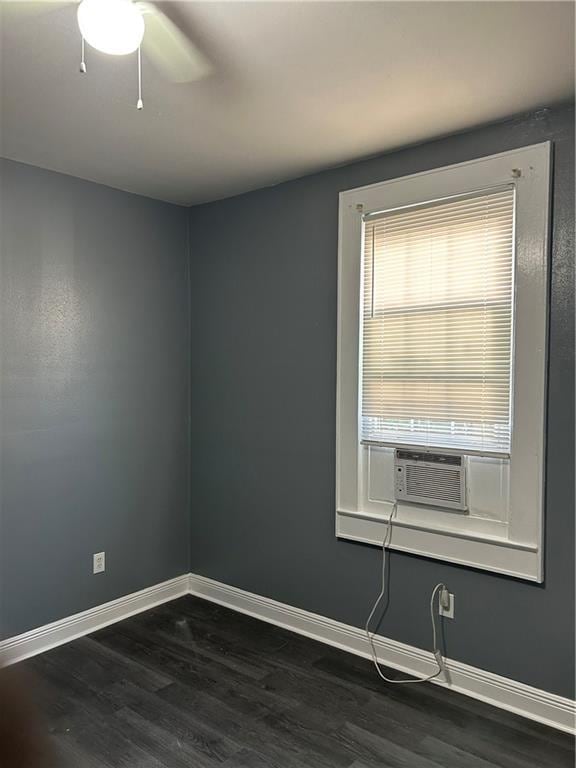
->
[80,36,87,74]
[136,46,143,110]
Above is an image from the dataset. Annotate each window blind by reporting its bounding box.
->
[361,186,515,456]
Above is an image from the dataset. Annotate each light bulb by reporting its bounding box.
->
[77,0,145,56]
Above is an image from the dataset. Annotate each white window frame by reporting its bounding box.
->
[336,143,551,582]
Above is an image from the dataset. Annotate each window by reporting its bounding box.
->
[336,144,550,581]
[361,187,515,456]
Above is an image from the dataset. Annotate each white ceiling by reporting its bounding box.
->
[1,1,574,205]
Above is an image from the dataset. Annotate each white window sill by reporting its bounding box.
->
[336,508,542,582]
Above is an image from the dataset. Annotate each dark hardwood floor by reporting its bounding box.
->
[23,596,574,768]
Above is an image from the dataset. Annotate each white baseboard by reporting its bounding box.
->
[0,574,189,666]
[188,573,576,735]
[1,572,573,735]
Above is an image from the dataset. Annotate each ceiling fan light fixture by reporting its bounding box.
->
[77,0,145,56]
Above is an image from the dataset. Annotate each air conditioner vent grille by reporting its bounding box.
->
[395,450,467,511]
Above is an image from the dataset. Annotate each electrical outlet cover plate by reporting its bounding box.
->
[93,551,106,574]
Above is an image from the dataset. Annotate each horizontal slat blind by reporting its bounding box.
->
[361,187,515,455]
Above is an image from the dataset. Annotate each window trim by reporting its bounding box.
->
[336,143,551,582]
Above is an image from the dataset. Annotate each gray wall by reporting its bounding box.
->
[0,159,190,638]
[188,105,575,698]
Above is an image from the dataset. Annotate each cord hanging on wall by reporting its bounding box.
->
[364,502,449,685]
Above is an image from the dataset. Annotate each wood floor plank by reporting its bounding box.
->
[221,749,279,767]
[20,595,574,768]
[313,649,574,767]
[113,705,218,768]
[106,679,239,765]
[158,680,326,768]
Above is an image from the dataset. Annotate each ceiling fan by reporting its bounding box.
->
[5,0,213,109]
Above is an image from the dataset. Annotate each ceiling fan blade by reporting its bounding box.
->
[140,2,212,83]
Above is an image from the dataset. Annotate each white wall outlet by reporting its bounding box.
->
[439,591,455,619]
[93,551,106,574]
